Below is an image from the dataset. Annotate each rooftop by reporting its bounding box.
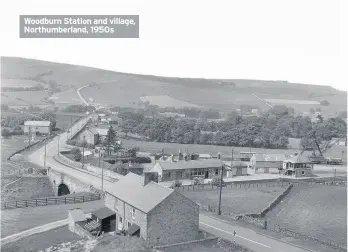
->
[68,208,86,222]
[255,153,287,162]
[157,159,223,171]
[107,172,174,213]
[96,128,109,136]
[24,121,51,127]
[284,152,312,163]
[91,207,116,219]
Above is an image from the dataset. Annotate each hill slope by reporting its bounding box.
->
[1,57,346,116]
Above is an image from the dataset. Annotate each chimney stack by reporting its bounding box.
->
[143,172,159,186]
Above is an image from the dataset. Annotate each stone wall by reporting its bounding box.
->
[153,237,218,252]
[217,238,253,252]
[147,191,200,245]
[268,222,347,252]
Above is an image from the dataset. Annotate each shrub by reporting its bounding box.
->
[71,147,81,155]
[211,176,225,187]
[174,180,182,187]
[1,128,11,137]
[193,177,201,185]
[74,151,82,161]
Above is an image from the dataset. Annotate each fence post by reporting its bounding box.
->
[65,197,67,204]
[26,200,28,207]
[74,197,75,203]
[83,196,84,202]
[46,198,48,205]
[16,201,17,208]
[36,199,38,206]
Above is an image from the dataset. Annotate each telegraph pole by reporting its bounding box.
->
[218,152,223,215]
[28,127,31,149]
[82,135,86,169]
[333,168,336,184]
[70,115,73,138]
[44,137,47,169]
[57,135,60,155]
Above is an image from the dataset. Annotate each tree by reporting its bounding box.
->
[71,148,82,161]
[106,126,117,155]
[1,128,11,137]
[127,147,139,157]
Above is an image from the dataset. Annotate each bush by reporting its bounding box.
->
[193,177,201,185]
[1,128,11,137]
[74,152,82,161]
[174,180,182,187]
[71,147,81,156]
[211,176,225,187]
[12,130,24,135]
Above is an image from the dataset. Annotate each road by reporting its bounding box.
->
[25,116,317,252]
[76,85,90,106]
[27,116,118,192]
[199,213,315,252]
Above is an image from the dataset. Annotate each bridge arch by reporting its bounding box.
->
[58,183,70,196]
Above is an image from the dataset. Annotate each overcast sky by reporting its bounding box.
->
[1,0,347,91]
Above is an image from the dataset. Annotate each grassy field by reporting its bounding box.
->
[140,95,201,108]
[0,226,84,252]
[181,185,288,215]
[2,57,346,115]
[1,200,105,237]
[1,177,55,202]
[1,90,49,106]
[1,78,47,88]
[266,184,347,246]
[121,138,309,157]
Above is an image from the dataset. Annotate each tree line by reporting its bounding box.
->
[117,105,347,150]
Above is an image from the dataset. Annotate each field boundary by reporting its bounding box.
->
[7,134,55,161]
[267,220,347,252]
[1,193,101,210]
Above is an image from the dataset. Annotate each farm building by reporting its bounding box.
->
[104,172,199,245]
[198,154,212,159]
[250,154,286,174]
[239,152,256,162]
[24,121,51,135]
[96,128,109,141]
[91,207,117,233]
[78,127,99,145]
[283,152,314,177]
[224,161,248,177]
[151,159,223,182]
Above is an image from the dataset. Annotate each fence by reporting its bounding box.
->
[2,193,101,210]
[175,181,291,191]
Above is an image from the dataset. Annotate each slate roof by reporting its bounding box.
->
[255,154,286,162]
[157,159,223,171]
[92,207,116,219]
[24,121,51,127]
[107,172,174,213]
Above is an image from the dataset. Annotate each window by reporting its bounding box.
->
[127,220,131,228]
[301,171,305,175]
[215,169,219,175]
[119,216,123,223]
[131,207,136,219]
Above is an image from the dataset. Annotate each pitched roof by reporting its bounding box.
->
[68,208,86,222]
[284,152,312,163]
[157,159,223,171]
[91,207,116,219]
[255,154,286,162]
[24,121,51,127]
[107,172,174,213]
[96,128,108,136]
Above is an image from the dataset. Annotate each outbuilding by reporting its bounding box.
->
[91,207,116,233]
[24,121,51,135]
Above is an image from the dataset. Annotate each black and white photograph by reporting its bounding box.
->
[0,0,347,251]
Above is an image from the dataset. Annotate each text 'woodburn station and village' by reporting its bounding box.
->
[20,15,139,38]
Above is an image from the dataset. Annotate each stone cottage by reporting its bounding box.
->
[79,127,99,145]
[104,172,200,245]
[250,153,286,174]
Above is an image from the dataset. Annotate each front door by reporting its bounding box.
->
[205,170,209,179]
[118,216,123,230]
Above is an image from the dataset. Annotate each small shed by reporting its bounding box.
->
[68,208,86,230]
[91,207,116,233]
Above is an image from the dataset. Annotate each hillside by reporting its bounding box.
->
[1,57,346,116]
